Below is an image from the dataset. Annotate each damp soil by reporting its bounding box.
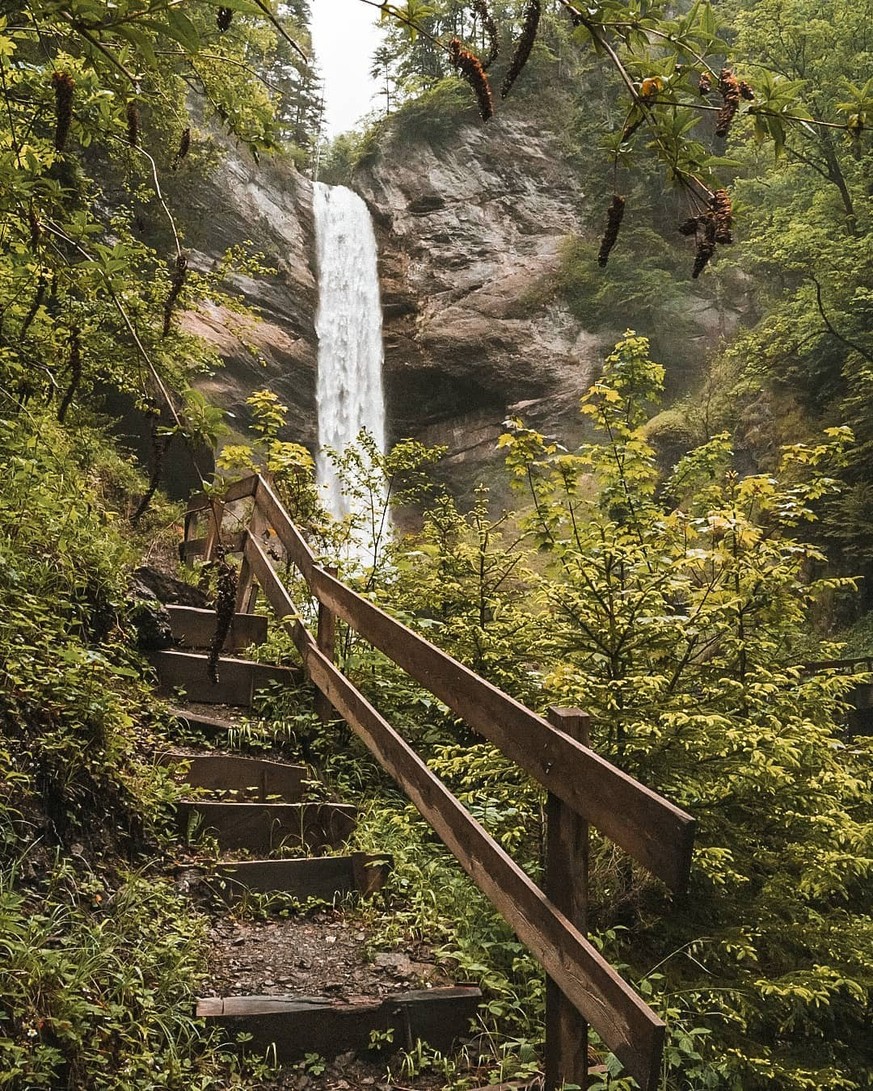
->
[202,908,453,1000]
[204,909,464,1091]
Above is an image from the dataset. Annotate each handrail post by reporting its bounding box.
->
[314,565,338,723]
[235,487,264,614]
[545,706,591,1091]
[203,497,224,563]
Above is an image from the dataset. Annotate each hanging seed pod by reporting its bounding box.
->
[21,272,47,336]
[738,80,755,101]
[597,194,626,267]
[678,215,704,236]
[57,326,82,424]
[448,39,493,121]
[216,6,233,32]
[126,101,140,147]
[691,214,717,278]
[51,71,75,152]
[162,252,188,337]
[473,0,499,70]
[28,206,42,250]
[621,115,643,142]
[172,127,191,170]
[501,0,541,99]
[207,545,238,684]
[715,67,740,138]
[698,72,712,96]
[131,424,171,524]
[710,189,733,244]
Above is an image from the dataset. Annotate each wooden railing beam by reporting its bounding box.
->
[308,565,695,893]
[299,636,665,1091]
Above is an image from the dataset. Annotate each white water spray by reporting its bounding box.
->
[312,182,388,538]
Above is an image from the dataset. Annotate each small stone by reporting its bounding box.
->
[232,936,245,946]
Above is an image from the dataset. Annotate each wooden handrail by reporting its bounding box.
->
[309,564,695,892]
[186,479,701,1091]
[245,533,663,1090]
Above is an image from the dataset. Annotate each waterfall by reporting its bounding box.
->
[312,181,387,540]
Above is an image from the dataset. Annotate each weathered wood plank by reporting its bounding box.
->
[165,707,237,735]
[308,566,695,893]
[177,801,356,853]
[165,606,267,651]
[197,987,481,1061]
[213,852,392,901]
[315,565,338,724]
[179,536,208,561]
[180,530,247,562]
[223,475,260,503]
[253,477,317,582]
[243,536,305,631]
[160,752,306,801]
[149,649,301,706]
[299,636,665,1091]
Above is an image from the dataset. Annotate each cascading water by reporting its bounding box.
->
[312,182,387,548]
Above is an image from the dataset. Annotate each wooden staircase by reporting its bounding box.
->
[154,598,481,1066]
[169,474,698,1091]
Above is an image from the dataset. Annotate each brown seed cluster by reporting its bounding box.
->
[598,194,626,267]
[715,67,740,138]
[217,7,233,32]
[28,207,42,250]
[698,72,712,96]
[680,190,733,277]
[691,216,717,278]
[132,424,171,524]
[173,127,191,170]
[162,253,188,337]
[739,80,755,101]
[621,114,643,142]
[21,273,47,336]
[711,188,733,244]
[473,0,499,70]
[58,325,82,424]
[51,71,75,152]
[449,38,493,121]
[208,545,238,684]
[502,0,541,99]
[126,101,140,147]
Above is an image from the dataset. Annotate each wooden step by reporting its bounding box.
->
[212,852,392,901]
[197,986,481,1062]
[160,752,307,801]
[149,650,301,705]
[177,801,356,854]
[166,605,268,652]
[166,707,237,736]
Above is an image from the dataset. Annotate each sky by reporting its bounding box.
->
[310,0,383,137]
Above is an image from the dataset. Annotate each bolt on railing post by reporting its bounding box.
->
[544,706,591,1091]
[314,565,338,724]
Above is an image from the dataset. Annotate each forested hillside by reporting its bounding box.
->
[0,3,871,1091]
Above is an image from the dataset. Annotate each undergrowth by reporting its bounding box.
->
[0,409,234,1090]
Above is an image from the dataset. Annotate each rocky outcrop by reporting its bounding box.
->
[170,140,319,446]
[354,110,607,491]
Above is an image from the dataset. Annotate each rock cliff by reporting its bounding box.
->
[355,110,605,491]
[171,139,319,447]
[175,102,726,500]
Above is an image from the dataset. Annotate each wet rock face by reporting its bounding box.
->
[173,141,319,447]
[355,113,608,490]
[172,116,605,497]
